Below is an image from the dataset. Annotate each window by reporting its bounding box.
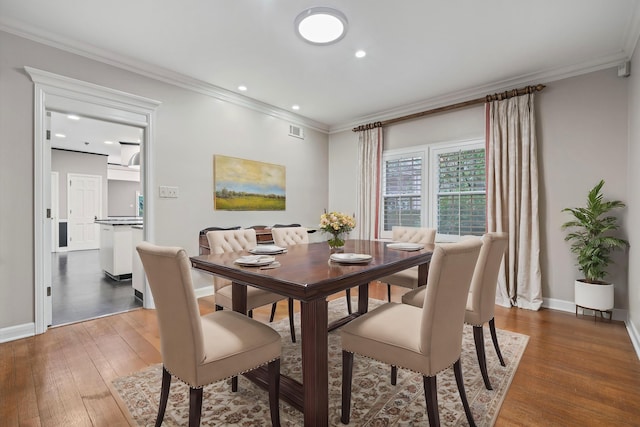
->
[431,144,486,239]
[381,153,423,231]
[380,139,485,240]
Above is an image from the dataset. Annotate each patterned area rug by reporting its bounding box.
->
[112,298,528,426]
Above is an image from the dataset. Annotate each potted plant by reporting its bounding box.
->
[561,179,629,313]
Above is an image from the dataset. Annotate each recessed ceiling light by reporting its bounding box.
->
[292,105,300,110]
[55,133,66,138]
[67,114,80,120]
[295,7,348,45]
[355,50,366,58]
[238,85,247,91]
[104,140,114,145]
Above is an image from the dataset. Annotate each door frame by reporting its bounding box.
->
[26,66,161,334]
[51,171,59,252]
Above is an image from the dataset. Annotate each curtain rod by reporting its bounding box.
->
[352,84,545,132]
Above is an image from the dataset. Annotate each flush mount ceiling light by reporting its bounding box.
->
[295,7,348,45]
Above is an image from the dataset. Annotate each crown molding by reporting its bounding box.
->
[329,51,629,134]
[1,20,330,134]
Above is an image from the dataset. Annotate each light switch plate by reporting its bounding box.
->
[159,186,179,198]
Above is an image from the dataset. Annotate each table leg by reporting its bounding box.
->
[231,282,248,314]
[301,298,329,426]
[357,282,369,314]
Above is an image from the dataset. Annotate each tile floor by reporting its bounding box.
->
[52,249,142,326]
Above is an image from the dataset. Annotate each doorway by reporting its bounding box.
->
[27,66,161,334]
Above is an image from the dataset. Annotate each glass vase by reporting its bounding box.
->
[327,233,345,253]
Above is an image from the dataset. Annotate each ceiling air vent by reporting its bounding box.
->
[288,124,304,139]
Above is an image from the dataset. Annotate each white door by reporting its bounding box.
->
[67,173,102,251]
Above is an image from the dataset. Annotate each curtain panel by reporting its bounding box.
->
[356,127,383,240]
[487,93,543,310]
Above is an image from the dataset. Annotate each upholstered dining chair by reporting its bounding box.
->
[379,226,437,301]
[207,228,297,343]
[136,242,282,427]
[402,232,509,390]
[271,226,355,315]
[340,239,482,427]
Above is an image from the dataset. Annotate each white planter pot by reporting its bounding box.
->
[574,280,614,311]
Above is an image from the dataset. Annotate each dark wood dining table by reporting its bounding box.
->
[190,239,433,426]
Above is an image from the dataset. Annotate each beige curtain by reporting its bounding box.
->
[356,127,383,240]
[487,93,542,310]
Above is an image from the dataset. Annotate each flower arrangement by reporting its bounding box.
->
[319,211,356,248]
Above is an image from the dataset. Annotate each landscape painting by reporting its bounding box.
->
[214,155,286,211]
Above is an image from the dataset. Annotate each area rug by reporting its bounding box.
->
[112,298,528,426]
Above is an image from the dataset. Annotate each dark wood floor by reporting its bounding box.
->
[52,250,141,326]
[1,282,639,426]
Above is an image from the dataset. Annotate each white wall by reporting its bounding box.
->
[329,69,630,311]
[0,30,329,330]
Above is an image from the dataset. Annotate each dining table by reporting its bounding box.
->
[190,239,433,426]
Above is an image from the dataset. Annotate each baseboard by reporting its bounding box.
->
[194,285,214,299]
[542,297,627,321]
[0,322,35,343]
[626,317,640,360]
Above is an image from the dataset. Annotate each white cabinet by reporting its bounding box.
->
[131,226,144,299]
[99,224,133,280]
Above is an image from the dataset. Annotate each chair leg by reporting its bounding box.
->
[269,302,277,322]
[248,310,253,318]
[288,298,296,343]
[489,318,506,366]
[345,289,352,315]
[391,366,397,385]
[188,387,203,427]
[341,351,354,424]
[387,284,392,302]
[423,375,439,427]
[268,358,281,427]
[473,325,492,390]
[155,366,171,427]
[231,376,238,392]
[453,359,476,427]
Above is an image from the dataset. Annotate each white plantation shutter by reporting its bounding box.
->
[382,154,423,231]
[435,147,486,237]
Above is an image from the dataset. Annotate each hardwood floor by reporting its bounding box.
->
[1,282,639,426]
[52,250,142,326]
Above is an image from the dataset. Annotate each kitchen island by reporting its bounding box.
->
[95,217,143,281]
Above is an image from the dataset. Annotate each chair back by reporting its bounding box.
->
[466,232,508,324]
[271,227,309,246]
[392,226,436,244]
[136,242,204,380]
[419,239,482,373]
[206,228,257,254]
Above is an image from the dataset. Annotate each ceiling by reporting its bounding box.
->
[2,0,640,133]
[50,112,143,165]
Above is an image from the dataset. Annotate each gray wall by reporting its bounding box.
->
[108,180,141,217]
[51,149,108,220]
[0,30,329,330]
[329,68,631,312]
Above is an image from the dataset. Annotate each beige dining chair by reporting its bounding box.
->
[271,226,355,315]
[207,229,297,343]
[402,232,509,390]
[379,226,437,301]
[340,238,482,426]
[136,242,282,427]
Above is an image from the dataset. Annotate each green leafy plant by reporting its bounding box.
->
[561,180,628,283]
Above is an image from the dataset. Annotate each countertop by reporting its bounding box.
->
[95,217,143,226]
